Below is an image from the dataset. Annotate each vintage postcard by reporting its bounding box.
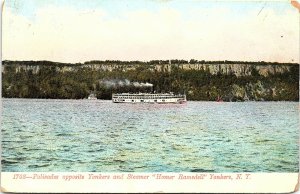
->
[1,0,299,193]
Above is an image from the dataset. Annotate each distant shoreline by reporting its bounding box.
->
[1,97,299,103]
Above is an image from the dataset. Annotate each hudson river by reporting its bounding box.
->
[1,99,299,172]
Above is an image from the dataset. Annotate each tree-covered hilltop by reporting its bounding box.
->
[1,60,299,101]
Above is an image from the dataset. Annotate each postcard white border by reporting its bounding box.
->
[0,172,298,193]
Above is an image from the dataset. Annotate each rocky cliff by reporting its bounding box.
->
[1,60,296,77]
[1,60,299,101]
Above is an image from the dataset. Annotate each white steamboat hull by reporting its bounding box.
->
[112,98,186,104]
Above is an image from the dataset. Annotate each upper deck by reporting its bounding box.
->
[112,93,185,99]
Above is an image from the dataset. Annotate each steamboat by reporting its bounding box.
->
[112,93,186,104]
[87,93,97,100]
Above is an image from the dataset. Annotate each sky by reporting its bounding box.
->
[2,0,300,63]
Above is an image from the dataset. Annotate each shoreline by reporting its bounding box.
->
[1,97,299,103]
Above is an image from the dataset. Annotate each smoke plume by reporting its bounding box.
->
[99,79,153,88]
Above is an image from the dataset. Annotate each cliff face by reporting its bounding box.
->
[1,60,299,101]
[1,61,295,77]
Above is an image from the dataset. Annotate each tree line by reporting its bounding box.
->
[3,59,297,66]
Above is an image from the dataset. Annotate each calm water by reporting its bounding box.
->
[1,99,299,172]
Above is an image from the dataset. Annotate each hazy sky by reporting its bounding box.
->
[3,0,299,63]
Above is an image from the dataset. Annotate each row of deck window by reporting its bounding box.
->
[115,96,181,99]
